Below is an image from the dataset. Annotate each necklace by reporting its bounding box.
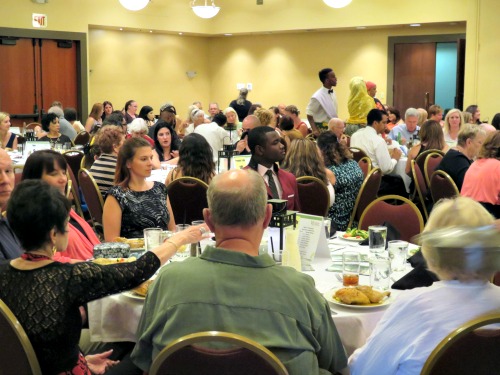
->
[21,253,52,261]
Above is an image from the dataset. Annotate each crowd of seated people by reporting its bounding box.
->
[1,88,500,375]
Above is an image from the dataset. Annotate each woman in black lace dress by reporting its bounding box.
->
[0,180,206,375]
[103,137,176,241]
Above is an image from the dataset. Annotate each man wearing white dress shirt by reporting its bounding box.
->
[351,109,406,196]
[306,68,338,136]
[193,112,232,162]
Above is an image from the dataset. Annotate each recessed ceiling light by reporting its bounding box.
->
[119,28,123,31]
[224,33,232,36]
[410,23,421,27]
[356,26,366,29]
[149,30,153,33]
[179,32,183,35]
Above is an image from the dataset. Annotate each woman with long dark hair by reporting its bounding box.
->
[103,137,176,241]
[101,101,113,122]
[138,105,156,128]
[165,133,215,185]
[152,122,179,169]
[317,132,364,231]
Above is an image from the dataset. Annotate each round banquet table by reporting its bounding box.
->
[87,234,416,357]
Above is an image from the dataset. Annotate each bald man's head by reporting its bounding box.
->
[328,118,345,139]
[207,169,267,226]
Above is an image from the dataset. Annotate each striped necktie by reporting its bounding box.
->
[265,169,279,199]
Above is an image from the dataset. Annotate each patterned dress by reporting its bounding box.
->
[0,252,160,374]
[107,181,170,238]
[327,159,364,231]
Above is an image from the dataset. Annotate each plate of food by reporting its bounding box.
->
[122,279,154,300]
[114,237,145,251]
[324,285,392,309]
[341,228,369,242]
[92,257,136,265]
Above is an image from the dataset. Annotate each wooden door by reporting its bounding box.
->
[40,39,78,113]
[0,37,79,128]
[0,38,38,127]
[393,43,436,116]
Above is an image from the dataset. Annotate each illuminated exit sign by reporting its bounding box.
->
[32,13,47,28]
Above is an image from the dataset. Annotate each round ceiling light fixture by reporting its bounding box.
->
[191,0,220,19]
[323,0,352,9]
[119,0,150,11]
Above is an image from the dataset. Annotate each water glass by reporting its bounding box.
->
[174,224,191,258]
[160,161,169,170]
[369,225,387,253]
[144,228,163,251]
[369,256,392,290]
[342,251,361,286]
[324,218,332,240]
[191,220,206,256]
[272,249,283,263]
[388,240,409,272]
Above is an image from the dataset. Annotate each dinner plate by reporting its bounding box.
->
[341,236,365,242]
[323,287,393,309]
[122,291,146,301]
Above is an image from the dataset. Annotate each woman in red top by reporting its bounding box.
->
[21,150,100,262]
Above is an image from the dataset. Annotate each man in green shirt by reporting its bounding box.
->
[131,169,347,375]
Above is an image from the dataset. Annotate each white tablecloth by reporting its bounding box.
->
[390,157,412,194]
[88,236,415,356]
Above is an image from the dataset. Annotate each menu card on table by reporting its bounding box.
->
[296,213,329,271]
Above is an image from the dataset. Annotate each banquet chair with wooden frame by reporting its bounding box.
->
[65,179,72,199]
[349,147,368,163]
[357,156,372,178]
[429,170,460,204]
[347,167,382,230]
[491,272,500,286]
[0,299,42,375]
[62,150,85,180]
[66,167,85,218]
[411,160,429,221]
[14,172,23,187]
[167,177,209,225]
[423,152,444,187]
[358,194,424,242]
[25,122,41,131]
[73,131,90,146]
[344,134,351,147]
[149,331,289,375]
[420,312,500,375]
[296,176,330,217]
[78,168,105,233]
[415,149,445,189]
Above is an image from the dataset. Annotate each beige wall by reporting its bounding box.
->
[88,29,211,116]
[88,25,464,120]
[1,0,499,119]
